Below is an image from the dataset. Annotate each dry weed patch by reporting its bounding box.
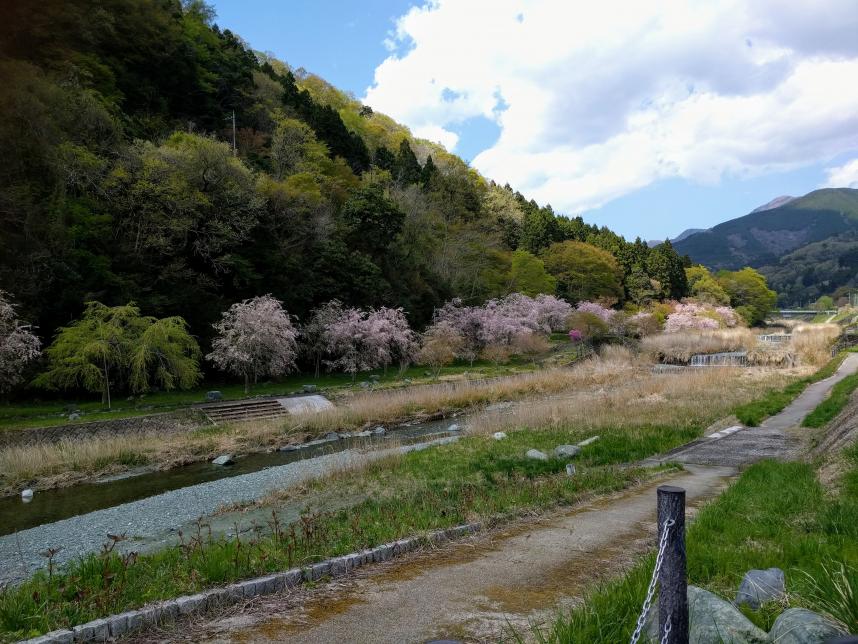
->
[641,328,757,364]
[0,364,629,492]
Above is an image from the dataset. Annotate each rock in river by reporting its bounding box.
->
[211,454,234,466]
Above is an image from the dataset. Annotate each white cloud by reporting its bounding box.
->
[364,0,858,213]
[413,124,459,150]
[825,159,858,189]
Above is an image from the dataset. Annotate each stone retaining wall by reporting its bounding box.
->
[0,411,205,448]
[19,522,481,643]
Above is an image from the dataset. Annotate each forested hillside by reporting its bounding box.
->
[0,0,689,350]
[673,188,858,305]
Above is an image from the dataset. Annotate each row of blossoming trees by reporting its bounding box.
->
[1,288,744,402]
[0,290,576,401]
[209,293,575,389]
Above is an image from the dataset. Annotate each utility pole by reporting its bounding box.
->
[231,110,236,156]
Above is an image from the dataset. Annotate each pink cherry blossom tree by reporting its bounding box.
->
[480,297,536,352]
[434,299,487,365]
[0,291,41,394]
[208,295,299,393]
[575,301,616,323]
[368,307,419,374]
[714,306,739,327]
[664,303,720,332]
[432,293,572,364]
[302,300,345,378]
[533,294,574,332]
[322,307,386,380]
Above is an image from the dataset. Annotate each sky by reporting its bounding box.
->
[211,0,858,241]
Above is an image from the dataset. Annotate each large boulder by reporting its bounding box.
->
[205,391,223,401]
[211,454,234,466]
[645,586,768,643]
[735,568,786,609]
[768,608,847,644]
[526,448,548,461]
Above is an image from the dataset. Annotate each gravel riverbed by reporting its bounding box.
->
[0,436,459,586]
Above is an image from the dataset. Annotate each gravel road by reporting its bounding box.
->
[0,436,458,586]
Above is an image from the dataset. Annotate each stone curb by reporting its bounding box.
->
[18,522,481,643]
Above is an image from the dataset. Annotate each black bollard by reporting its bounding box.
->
[657,485,688,644]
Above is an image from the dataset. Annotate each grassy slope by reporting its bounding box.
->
[546,447,858,642]
[803,371,858,428]
[0,354,556,432]
[792,188,858,218]
[0,425,694,641]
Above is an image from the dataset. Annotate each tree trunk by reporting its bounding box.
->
[103,357,111,410]
[244,372,250,394]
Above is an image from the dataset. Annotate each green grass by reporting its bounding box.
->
[0,352,572,432]
[544,447,858,642]
[803,372,858,428]
[733,353,845,426]
[0,422,699,642]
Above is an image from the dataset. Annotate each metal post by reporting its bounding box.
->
[658,485,688,643]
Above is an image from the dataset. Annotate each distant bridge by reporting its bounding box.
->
[775,309,836,318]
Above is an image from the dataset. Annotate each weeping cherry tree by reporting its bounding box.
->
[207,295,299,393]
[35,302,201,408]
[0,291,41,395]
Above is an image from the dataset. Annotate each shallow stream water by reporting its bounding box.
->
[0,418,459,535]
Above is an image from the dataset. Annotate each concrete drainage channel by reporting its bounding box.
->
[19,523,481,644]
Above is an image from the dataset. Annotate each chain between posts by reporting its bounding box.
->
[629,518,676,644]
[660,613,672,644]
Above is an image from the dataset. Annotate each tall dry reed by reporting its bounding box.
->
[790,324,840,366]
[0,363,632,492]
[640,328,757,364]
[468,367,791,437]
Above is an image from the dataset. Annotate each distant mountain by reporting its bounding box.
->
[751,195,796,213]
[648,228,706,247]
[673,228,707,243]
[674,188,858,305]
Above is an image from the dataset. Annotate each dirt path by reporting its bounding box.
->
[649,353,858,467]
[145,465,734,644]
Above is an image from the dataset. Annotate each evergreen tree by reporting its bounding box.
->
[646,241,689,299]
[395,140,421,185]
[420,154,438,187]
[520,207,561,254]
[374,145,395,171]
